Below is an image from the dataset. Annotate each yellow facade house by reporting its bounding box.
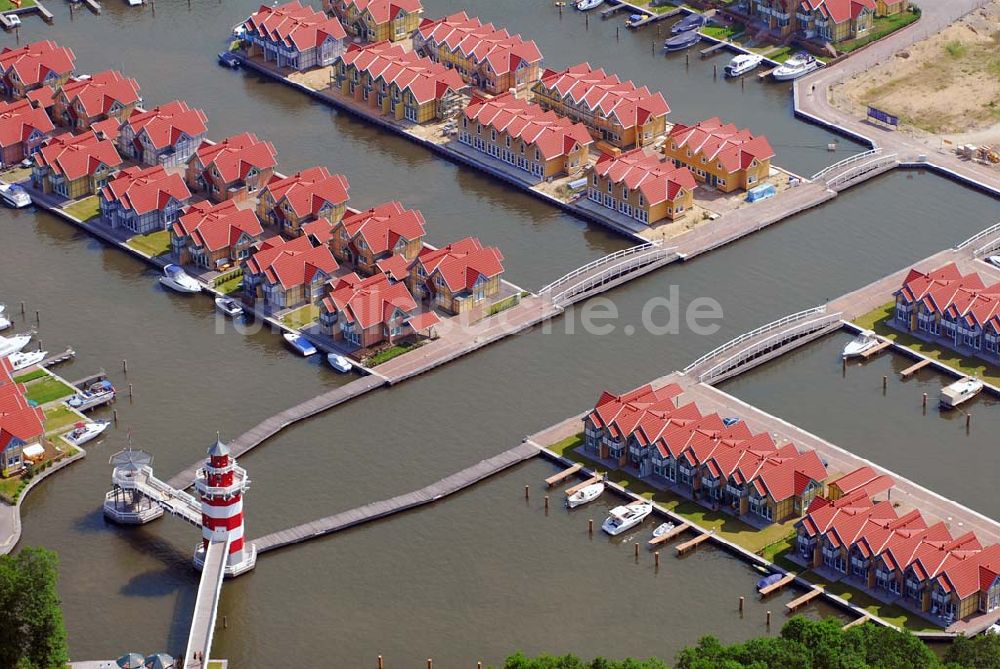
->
[328,0,423,42]
[31,130,123,199]
[588,149,696,225]
[663,117,775,193]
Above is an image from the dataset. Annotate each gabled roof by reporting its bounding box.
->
[100,165,191,216]
[245,235,339,289]
[341,201,426,255]
[35,130,123,180]
[0,98,53,149]
[416,12,543,77]
[173,200,264,253]
[0,361,44,454]
[595,149,696,205]
[245,1,346,51]
[57,70,141,118]
[751,447,826,502]
[375,252,414,282]
[262,166,350,219]
[0,41,76,89]
[26,85,56,110]
[339,41,467,104]
[465,93,593,160]
[800,0,875,23]
[344,0,423,23]
[897,263,1000,332]
[535,63,670,130]
[668,116,774,173]
[585,383,683,437]
[322,271,417,329]
[124,100,208,150]
[192,133,277,184]
[412,236,504,292]
[830,466,894,499]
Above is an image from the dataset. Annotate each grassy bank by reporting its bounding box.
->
[125,230,171,258]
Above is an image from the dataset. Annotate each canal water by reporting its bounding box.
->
[1,1,999,666]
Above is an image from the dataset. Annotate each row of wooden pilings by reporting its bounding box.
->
[374,658,483,668]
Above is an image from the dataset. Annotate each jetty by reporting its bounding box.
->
[564,473,602,497]
[544,463,582,487]
[38,348,75,368]
[900,358,931,378]
[859,339,891,358]
[252,442,539,553]
[842,614,872,630]
[81,0,102,13]
[699,40,728,58]
[648,521,689,546]
[675,531,711,555]
[759,572,796,596]
[626,6,681,28]
[786,587,823,612]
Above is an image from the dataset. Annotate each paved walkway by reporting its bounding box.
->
[183,539,229,669]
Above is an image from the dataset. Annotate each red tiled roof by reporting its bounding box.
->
[585,383,684,441]
[192,133,277,184]
[413,236,504,292]
[339,41,467,105]
[322,271,417,329]
[416,12,542,77]
[0,41,76,89]
[245,1,346,50]
[0,99,53,149]
[753,447,826,502]
[173,200,264,253]
[536,63,670,130]
[342,201,426,255]
[897,263,1000,333]
[100,165,191,216]
[58,70,141,119]
[343,0,422,23]
[830,466,894,499]
[375,252,414,282]
[26,85,56,110]
[246,235,339,290]
[800,0,875,23]
[668,116,774,173]
[465,93,593,160]
[405,310,440,331]
[595,149,696,205]
[0,357,44,454]
[263,166,350,219]
[35,131,122,180]
[124,100,208,150]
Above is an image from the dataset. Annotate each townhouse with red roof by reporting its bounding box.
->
[186,133,278,204]
[583,382,684,459]
[51,70,142,133]
[589,149,696,225]
[413,12,543,96]
[827,466,893,501]
[243,1,347,71]
[99,165,192,236]
[329,201,426,275]
[170,200,265,270]
[0,360,45,478]
[26,85,57,115]
[750,0,875,44]
[319,271,437,347]
[334,42,468,124]
[118,100,208,168]
[32,130,123,199]
[327,0,423,43]
[408,237,504,315]
[243,235,339,310]
[663,117,774,193]
[0,98,54,167]
[532,63,670,151]
[0,41,76,100]
[257,166,350,238]
[460,93,592,181]
[891,263,1000,364]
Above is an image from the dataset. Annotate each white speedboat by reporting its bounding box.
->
[940,377,983,409]
[7,350,46,371]
[327,353,353,373]
[63,420,111,447]
[602,500,654,535]
[0,334,32,357]
[66,380,115,411]
[575,0,603,9]
[651,521,676,539]
[159,264,202,294]
[725,53,763,77]
[565,481,604,508]
[0,182,31,208]
[842,329,879,358]
[215,297,243,317]
[0,315,9,332]
[771,52,819,81]
[283,332,317,356]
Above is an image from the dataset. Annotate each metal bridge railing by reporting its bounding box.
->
[538,241,664,296]
[811,148,884,182]
[826,154,898,189]
[956,220,1000,252]
[549,246,675,305]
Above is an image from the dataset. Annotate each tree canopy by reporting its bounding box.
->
[0,547,69,669]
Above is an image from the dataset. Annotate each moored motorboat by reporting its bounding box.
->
[671,12,706,34]
[725,53,763,77]
[0,182,31,209]
[283,332,317,356]
[7,349,46,372]
[159,264,201,294]
[0,334,32,357]
[940,377,983,409]
[565,481,604,508]
[663,30,701,51]
[327,353,353,373]
[626,13,645,27]
[66,380,116,412]
[771,52,819,81]
[0,315,9,332]
[651,521,676,538]
[987,255,1000,269]
[218,51,241,68]
[842,329,879,358]
[214,297,243,318]
[575,0,603,9]
[63,420,111,447]
[601,499,653,535]
[756,572,783,591]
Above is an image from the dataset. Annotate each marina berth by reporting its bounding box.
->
[724,54,764,78]
[663,31,702,52]
[283,332,318,356]
[940,377,983,409]
[158,264,202,294]
[842,329,879,358]
[601,499,653,535]
[771,52,820,81]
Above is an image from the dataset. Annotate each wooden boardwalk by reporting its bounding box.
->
[759,573,796,596]
[166,375,386,489]
[648,521,689,546]
[545,463,582,487]
[252,442,539,554]
[900,358,931,378]
[564,474,601,497]
[675,531,711,555]
[786,587,823,612]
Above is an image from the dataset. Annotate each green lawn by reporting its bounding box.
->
[365,341,424,366]
[24,377,75,405]
[125,230,171,258]
[2,166,32,183]
[853,301,1000,385]
[487,294,520,317]
[43,405,82,435]
[216,274,244,296]
[62,196,100,222]
[701,24,744,41]
[837,9,920,53]
[0,0,37,10]
[13,369,48,384]
[0,476,25,505]
[280,304,320,330]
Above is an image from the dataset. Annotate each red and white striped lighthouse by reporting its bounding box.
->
[193,438,256,576]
